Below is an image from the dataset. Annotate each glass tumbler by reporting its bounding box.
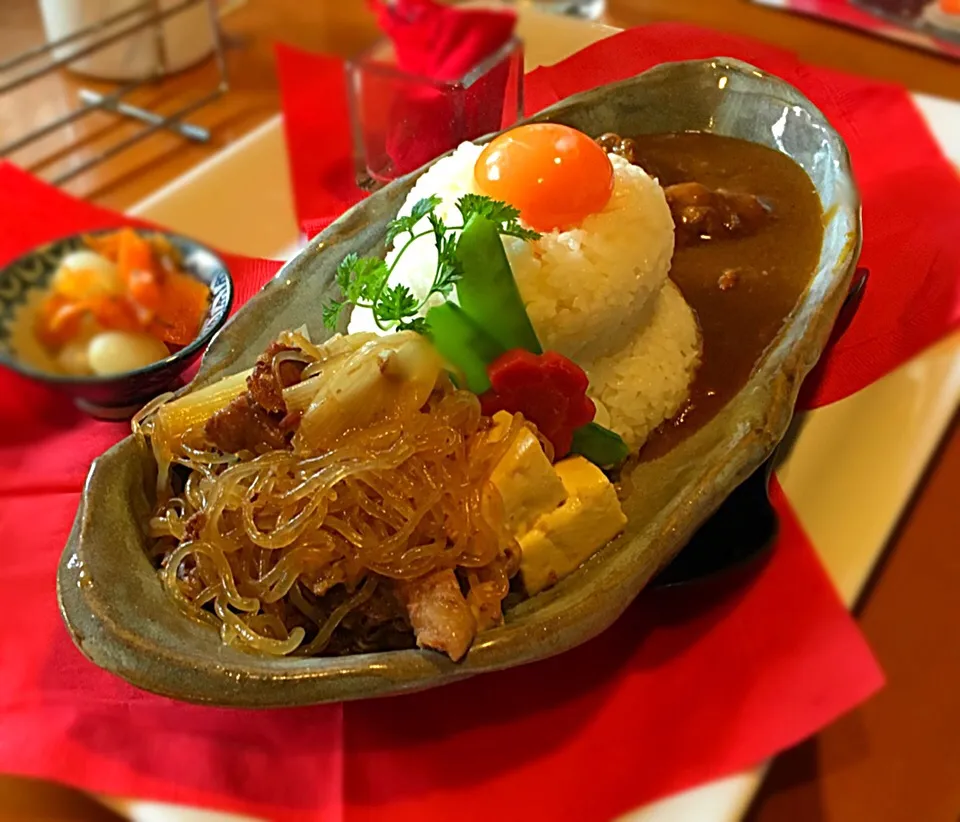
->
[519,0,606,20]
[346,37,524,190]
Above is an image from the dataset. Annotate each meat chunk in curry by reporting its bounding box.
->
[663,182,770,246]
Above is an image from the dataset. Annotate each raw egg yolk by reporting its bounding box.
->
[474,124,615,233]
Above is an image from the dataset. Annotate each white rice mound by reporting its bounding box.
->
[348,143,675,362]
[504,152,676,361]
[583,280,701,449]
[347,139,702,452]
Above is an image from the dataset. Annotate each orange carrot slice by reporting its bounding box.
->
[87,296,141,333]
[35,295,86,349]
[117,229,154,287]
[84,232,122,262]
[152,270,210,346]
[128,267,163,317]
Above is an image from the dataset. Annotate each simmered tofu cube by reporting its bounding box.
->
[489,412,567,537]
[519,456,627,595]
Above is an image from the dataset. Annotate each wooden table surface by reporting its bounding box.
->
[1,1,959,820]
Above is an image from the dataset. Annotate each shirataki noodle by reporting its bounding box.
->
[136,331,523,657]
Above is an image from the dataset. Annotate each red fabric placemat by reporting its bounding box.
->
[277,23,960,411]
[0,163,883,819]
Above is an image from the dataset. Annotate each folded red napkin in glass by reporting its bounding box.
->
[275,46,362,238]
[369,0,515,81]
[367,0,517,175]
[0,163,882,820]
[276,0,515,231]
[276,22,960,412]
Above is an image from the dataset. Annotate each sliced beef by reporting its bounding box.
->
[183,511,206,542]
[205,392,289,454]
[174,554,204,599]
[278,409,303,434]
[328,581,414,655]
[206,341,310,454]
[247,342,307,415]
[396,569,477,662]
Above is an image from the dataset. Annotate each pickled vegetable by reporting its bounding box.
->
[87,330,171,375]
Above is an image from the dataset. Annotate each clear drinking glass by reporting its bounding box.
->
[520,0,606,20]
[346,37,524,190]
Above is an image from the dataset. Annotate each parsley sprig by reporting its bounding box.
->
[322,194,540,333]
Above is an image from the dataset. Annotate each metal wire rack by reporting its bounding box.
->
[0,0,229,185]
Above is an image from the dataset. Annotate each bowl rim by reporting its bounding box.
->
[58,56,863,707]
[0,226,234,386]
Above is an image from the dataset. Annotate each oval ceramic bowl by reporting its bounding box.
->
[58,58,861,707]
[0,228,233,419]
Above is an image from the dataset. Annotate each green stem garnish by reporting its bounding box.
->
[322,194,540,333]
[571,423,630,469]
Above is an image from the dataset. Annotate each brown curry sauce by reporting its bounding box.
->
[604,133,824,460]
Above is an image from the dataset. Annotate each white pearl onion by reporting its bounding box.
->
[53,251,123,298]
[87,331,171,375]
[56,341,94,376]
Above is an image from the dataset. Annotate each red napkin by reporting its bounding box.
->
[368,0,515,82]
[0,163,883,819]
[0,165,346,822]
[366,0,517,176]
[275,46,364,238]
[277,23,960,411]
[341,480,878,822]
[278,0,515,235]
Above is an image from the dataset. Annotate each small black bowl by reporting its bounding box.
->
[0,228,233,419]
